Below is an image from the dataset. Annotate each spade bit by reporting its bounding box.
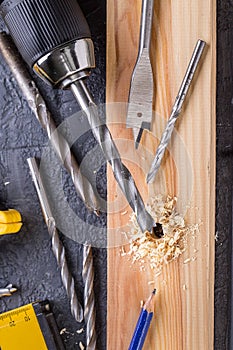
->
[126,0,154,148]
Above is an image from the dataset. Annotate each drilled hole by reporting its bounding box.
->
[152,223,164,239]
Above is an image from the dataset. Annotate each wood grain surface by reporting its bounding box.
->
[106,1,216,349]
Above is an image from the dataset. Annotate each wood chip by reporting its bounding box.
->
[60,328,67,335]
[79,342,85,350]
[126,195,198,273]
[148,280,155,285]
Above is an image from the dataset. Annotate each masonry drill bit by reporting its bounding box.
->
[147,40,206,183]
[82,245,97,350]
[0,284,17,298]
[27,158,83,323]
[71,81,158,235]
[0,33,98,212]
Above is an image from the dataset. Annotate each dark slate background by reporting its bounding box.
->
[215,1,233,349]
[0,0,107,349]
[0,0,232,349]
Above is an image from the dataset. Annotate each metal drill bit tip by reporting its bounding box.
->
[134,121,151,149]
[135,127,144,149]
[0,284,17,297]
[147,39,206,183]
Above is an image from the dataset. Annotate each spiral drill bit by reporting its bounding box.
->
[71,81,158,235]
[27,158,83,323]
[0,32,98,212]
[82,245,97,350]
[147,40,206,183]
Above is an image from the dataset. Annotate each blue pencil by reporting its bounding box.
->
[128,289,156,350]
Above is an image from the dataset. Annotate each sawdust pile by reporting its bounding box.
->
[127,195,198,273]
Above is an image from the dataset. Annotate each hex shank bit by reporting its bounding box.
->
[71,81,157,235]
[0,32,98,212]
[82,245,97,350]
[147,40,206,183]
[27,158,83,323]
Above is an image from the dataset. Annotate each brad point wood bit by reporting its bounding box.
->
[0,32,98,212]
[147,40,206,183]
[27,158,83,323]
[82,245,97,350]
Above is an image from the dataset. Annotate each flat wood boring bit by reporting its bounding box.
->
[27,158,84,323]
[126,0,155,148]
[0,0,160,236]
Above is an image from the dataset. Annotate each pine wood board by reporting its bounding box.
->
[106,1,216,349]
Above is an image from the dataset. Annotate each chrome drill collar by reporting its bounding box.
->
[33,38,95,89]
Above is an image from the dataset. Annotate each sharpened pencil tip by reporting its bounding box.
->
[152,289,156,295]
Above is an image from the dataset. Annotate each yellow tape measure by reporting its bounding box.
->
[0,301,64,350]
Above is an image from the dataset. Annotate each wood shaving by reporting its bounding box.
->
[127,195,199,273]
[148,280,155,285]
[121,247,127,256]
[79,341,85,350]
[59,328,74,336]
[76,328,84,334]
[60,328,67,335]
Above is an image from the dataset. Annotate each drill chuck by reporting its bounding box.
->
[0,0,95,88]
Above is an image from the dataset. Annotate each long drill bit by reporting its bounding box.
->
[0,32,98,212]
[27,158,83,323]
[82,245,97,350]
[147,40,206,183]
[71,81,159,236]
